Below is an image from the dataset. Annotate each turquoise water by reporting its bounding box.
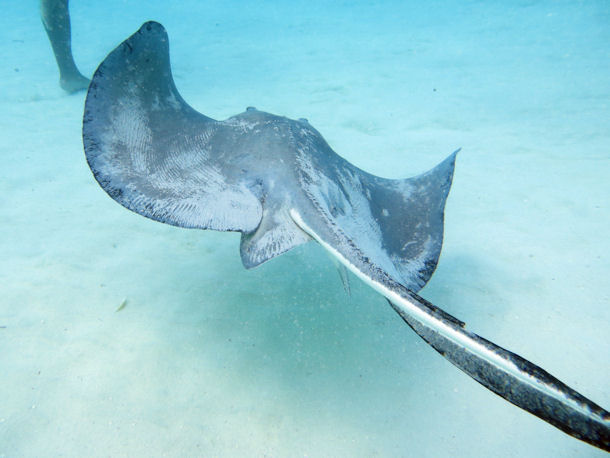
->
[1,1,608,456]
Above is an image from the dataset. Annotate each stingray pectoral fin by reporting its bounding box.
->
[83,21,262,232]
[291,209,610,451]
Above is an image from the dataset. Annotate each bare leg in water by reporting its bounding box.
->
[41,0,89,93]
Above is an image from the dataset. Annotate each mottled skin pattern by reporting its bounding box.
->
[83,22,609,451]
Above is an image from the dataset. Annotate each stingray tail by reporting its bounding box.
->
[386,292,610,451]
[291,207,609,451]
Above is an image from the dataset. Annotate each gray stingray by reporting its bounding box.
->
[82,22,609,451]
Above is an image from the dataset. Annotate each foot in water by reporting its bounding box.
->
[60,71,89,93]
[41,0,90,93]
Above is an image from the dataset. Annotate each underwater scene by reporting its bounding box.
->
[1,0,608,456]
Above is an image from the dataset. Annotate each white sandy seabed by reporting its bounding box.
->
[0,1,608,456]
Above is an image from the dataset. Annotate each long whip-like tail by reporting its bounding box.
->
[387,293,610,452]
[291,208,610,452]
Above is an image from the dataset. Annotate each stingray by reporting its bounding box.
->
[82,21,609,451]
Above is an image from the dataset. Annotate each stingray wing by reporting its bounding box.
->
[292,118,456,292]
[371,153,458,289]
[83,21,262,232]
